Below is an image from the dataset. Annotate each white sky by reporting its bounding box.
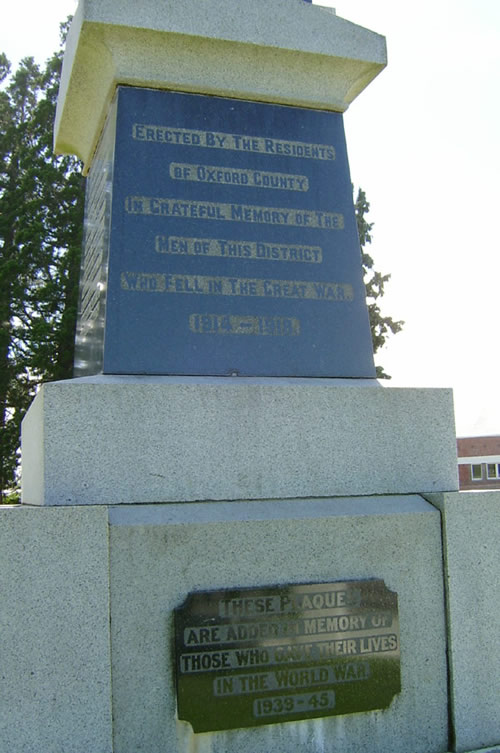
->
[1,0,499,437]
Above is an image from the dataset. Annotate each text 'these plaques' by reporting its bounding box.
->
[174,580,400,732]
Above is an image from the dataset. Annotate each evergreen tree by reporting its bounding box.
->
[0,40,84,502]
[355,187,403,379]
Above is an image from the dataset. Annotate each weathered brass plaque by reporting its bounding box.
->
[174,580,400,732]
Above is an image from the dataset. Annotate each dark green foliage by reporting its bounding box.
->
[355,188,403,379]
[0,39,84,502]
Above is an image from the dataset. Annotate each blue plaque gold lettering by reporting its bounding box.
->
[75,87,375,377]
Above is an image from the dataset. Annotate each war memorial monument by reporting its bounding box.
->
[1,1,499,752]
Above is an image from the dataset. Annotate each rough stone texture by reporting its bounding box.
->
[54,0,386,171]
[0,505,112,753]
[21,376,458,506]
[108,495,448,753]
[425,491,500,753]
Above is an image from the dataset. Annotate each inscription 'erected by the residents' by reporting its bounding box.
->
[174,580,401,733]
[132,124,336,161]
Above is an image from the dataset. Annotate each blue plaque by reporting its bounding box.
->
[75,87,375,377]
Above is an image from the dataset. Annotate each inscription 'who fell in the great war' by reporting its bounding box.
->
[75,87,376,377]
[174,580,401,733]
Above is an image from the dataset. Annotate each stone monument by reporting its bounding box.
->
[1,1,499,752]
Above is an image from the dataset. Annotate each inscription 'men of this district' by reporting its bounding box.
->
[174,581,400,733]
[76,87,376,377]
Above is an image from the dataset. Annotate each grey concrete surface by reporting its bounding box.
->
[109,495,448,753]
[425,491,500,753]
[0,505,112,753]
[21,376,458,505]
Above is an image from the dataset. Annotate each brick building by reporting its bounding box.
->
[457,435,500,490]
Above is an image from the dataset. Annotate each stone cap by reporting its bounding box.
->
[54,0,386,172]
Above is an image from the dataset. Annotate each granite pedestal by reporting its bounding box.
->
[4,491,499,752]
[0,496,449,753]
[21,376,458,506]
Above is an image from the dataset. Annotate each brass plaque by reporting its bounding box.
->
[174,580,400,732]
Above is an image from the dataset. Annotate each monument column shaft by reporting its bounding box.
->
[55,1,386,379]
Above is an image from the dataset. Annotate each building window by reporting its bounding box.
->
[486,463,500,479]
[471,464,483,480]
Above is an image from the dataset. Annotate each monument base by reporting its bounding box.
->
[10,377,497,752]
[424,492,500,752]
[1,497,444,753]
[2,493,499,752]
